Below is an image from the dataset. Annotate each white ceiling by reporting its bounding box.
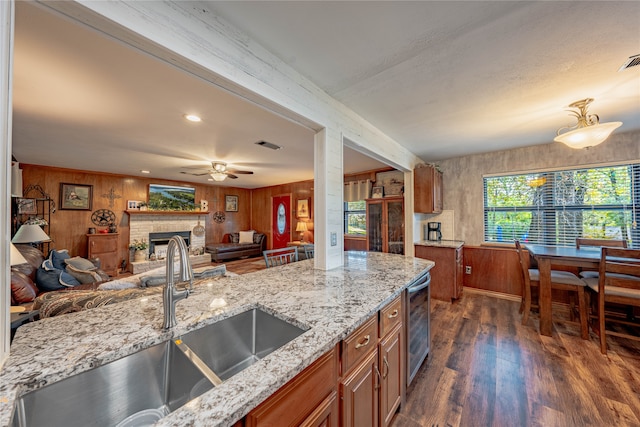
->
[11,1,640,189]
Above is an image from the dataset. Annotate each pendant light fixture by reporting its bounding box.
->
[554,98,622,149]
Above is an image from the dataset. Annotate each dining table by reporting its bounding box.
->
[523,244,601,336]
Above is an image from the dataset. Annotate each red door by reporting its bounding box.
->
[272,194,291,249]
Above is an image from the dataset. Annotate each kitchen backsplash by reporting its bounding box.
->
[422,210,455,240]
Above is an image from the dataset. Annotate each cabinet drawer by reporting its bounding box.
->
[379,295,402,338]
[342,315,377,375]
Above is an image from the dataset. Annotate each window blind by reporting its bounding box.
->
[483,163,640,248]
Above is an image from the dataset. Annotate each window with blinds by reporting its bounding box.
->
[484,163,640,248]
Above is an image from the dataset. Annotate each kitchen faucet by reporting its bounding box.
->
[162,235,194,329]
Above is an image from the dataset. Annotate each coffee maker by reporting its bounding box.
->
[426,222,442,241]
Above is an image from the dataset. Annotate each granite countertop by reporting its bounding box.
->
[414,239,465,249]
[0,252,433,427]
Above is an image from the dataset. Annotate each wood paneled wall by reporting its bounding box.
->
[463,245,572,303]
[18,164,251,266]
[250,180,314,250]
[344,236,366,251]
[463,245,523,296]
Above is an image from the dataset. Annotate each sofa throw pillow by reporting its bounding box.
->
[65,263,101,284]
[35,267,81,292]
[239,230,255,244]
[65,256,98,271]
[230,232,240,243]
[48,249,71,270]
[253,233,263,245]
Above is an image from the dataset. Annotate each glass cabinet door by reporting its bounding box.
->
[367,201,383,252]
[387,200,404,254]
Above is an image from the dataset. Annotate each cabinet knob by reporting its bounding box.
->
[387,309,399,318]
[354,334,370,349]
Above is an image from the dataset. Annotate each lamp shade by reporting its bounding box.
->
[554,121,622,149]
[12,224,51,244]
[296,222,308,232]
[10,242,28,266]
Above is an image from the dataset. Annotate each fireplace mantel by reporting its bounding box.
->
[125,210,209,216]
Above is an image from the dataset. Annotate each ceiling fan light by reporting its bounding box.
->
[554,98,622,149]
[211,172,227,182]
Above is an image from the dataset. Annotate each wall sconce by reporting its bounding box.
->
[554,98,622,149]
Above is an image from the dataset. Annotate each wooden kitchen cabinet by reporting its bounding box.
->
[299,391,339,427]
[379,323,403,427]
[414,164,442,213]
[341,348,380,427]
[87,233,119,277]
[415,244,463,301]
[246,345,339,427]
[340,295,405,427]
[366,196,404,254]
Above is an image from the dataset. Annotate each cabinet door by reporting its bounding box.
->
[414,165,442,214]
[367,201,383,252]
[300,391,339,427]
[341,348,379,427]
[386,200,404,255]
[379,324,403,427]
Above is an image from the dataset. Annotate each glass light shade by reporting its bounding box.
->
[296,222,308,232]
[554,121,622,149]
[12,224,51,243]
[10,242,28,265]
[210,172,227,182]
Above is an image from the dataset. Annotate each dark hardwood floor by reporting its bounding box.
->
[392,290,640,427]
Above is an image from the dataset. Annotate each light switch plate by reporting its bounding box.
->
[330,232,337,246]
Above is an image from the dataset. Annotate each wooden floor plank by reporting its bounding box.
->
[392,292,640,427]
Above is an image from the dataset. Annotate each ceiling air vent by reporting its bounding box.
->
[618,54,640,71]
[255,140,282,150]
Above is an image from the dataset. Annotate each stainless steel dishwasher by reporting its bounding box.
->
[406,270,431,385]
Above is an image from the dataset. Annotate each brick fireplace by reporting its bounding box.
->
[127,213,210,274]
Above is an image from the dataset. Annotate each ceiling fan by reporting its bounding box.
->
[181,161,254,181]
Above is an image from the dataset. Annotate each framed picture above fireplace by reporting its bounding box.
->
[148,184,196,211]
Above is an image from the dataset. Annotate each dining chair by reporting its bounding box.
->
[514,241,589,339]
[575,238,627,250]
[583,247,640,354]
[302,244,314,259]
[263,247,299,268]
[575,238,628,279]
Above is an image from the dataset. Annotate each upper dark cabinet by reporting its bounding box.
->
[414,164,442,214]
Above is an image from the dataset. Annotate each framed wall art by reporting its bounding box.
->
[225,195,238,212]
[296,198,310,218]
[371,186,384,199]
[17,198,37,214]
[148,184,195,211]
[127,200,142,210]
[60,183,93,210]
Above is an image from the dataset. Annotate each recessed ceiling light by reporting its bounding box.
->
[184,114,202,122]
[140,170,150,174]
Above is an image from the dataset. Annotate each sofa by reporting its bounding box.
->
[10,244,109,308]
[205,231,266,262]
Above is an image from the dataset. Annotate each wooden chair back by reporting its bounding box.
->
[303,244,314,259]
[595,247,640,353]
[576,238,627,249]
[263,247,299,268]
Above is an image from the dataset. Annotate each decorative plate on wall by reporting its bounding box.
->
[91,209,116,227]
[213,211,226,223]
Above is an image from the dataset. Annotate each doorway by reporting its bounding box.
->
[271,194,291,249]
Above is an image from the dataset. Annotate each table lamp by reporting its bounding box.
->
[12,224,51,245]
[296,221,308,242]
[10,242,28,265]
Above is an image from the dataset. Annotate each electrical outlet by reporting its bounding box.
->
[465,266,472,274]
[330,232,337,246]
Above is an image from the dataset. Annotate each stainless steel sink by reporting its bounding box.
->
[10,308,305,427]
[178,308,306,381]
[11,340,213,427]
